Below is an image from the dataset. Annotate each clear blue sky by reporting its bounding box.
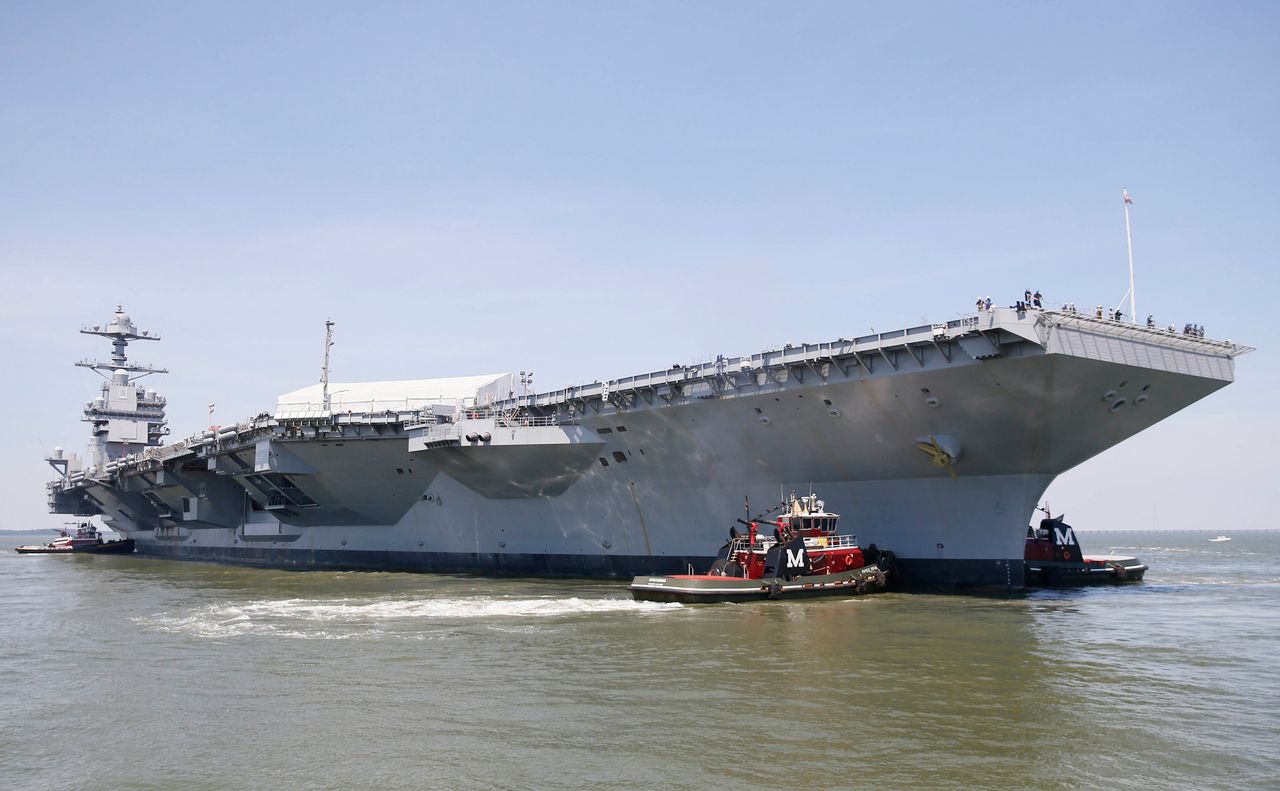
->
[2,1,1276,531]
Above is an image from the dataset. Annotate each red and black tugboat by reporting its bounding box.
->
[629,492,894,603]
[1024,507,1146,586]
[15,521,135,555]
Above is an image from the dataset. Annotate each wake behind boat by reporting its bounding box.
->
[15,521,135,555]
[629,491,893,603]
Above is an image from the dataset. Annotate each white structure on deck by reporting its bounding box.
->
[275,374,510,419]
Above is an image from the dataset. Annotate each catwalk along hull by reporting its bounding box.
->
[49,309,1246,589]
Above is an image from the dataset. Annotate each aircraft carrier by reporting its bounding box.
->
[45,305,1249,589]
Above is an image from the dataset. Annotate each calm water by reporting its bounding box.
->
[1,531,1277,791]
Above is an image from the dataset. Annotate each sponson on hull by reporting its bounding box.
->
[45,303,1249,589]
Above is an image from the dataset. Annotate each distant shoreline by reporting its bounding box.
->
[1075,528,1277,534]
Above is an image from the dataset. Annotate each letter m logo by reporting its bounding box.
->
[786,548,806,568]
[1053,526,1076,546]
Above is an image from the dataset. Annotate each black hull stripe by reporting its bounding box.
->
[135,544,1026,591]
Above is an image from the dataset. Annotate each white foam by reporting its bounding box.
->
[238,596,679,621]
[135,596,681,639]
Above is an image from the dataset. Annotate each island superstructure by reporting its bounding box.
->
[46,305,1250,588]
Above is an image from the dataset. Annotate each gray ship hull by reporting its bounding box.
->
[49,308,1246,590]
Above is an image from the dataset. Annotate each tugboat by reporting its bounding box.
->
[628,492,894,603]
[15,521,135,555]
[1024,507,1146,586]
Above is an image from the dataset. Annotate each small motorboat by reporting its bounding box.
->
[15,521,135,555]
[1208,535,1232,543]
[1024,509,1145,586]
[629,491,894,603]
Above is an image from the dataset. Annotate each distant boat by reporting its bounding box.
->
[1209,535,1232,543]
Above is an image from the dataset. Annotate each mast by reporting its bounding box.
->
[75,307,169,467]
[321,319,335,411]
[1123,188,1136,322]
[76,304,167,378]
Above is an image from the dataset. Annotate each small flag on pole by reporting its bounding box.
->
[1123,190,1133,205]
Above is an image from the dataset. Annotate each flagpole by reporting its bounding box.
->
[1123,188,1136,322]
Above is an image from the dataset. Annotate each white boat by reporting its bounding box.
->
[1208,535,1232,543]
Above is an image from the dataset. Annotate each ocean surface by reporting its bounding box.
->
[1,530,1277,791]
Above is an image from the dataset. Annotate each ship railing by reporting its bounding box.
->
[492,300,1250,413]
[811,533,858,549]
[724,533,858,554]
[728,536,784,553]
[273,403,471,431]
[493,319,986,412]
[1037,309,1253,356]
[52,438,197,486]
[406,411,574,431]
[461,412,570,428]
